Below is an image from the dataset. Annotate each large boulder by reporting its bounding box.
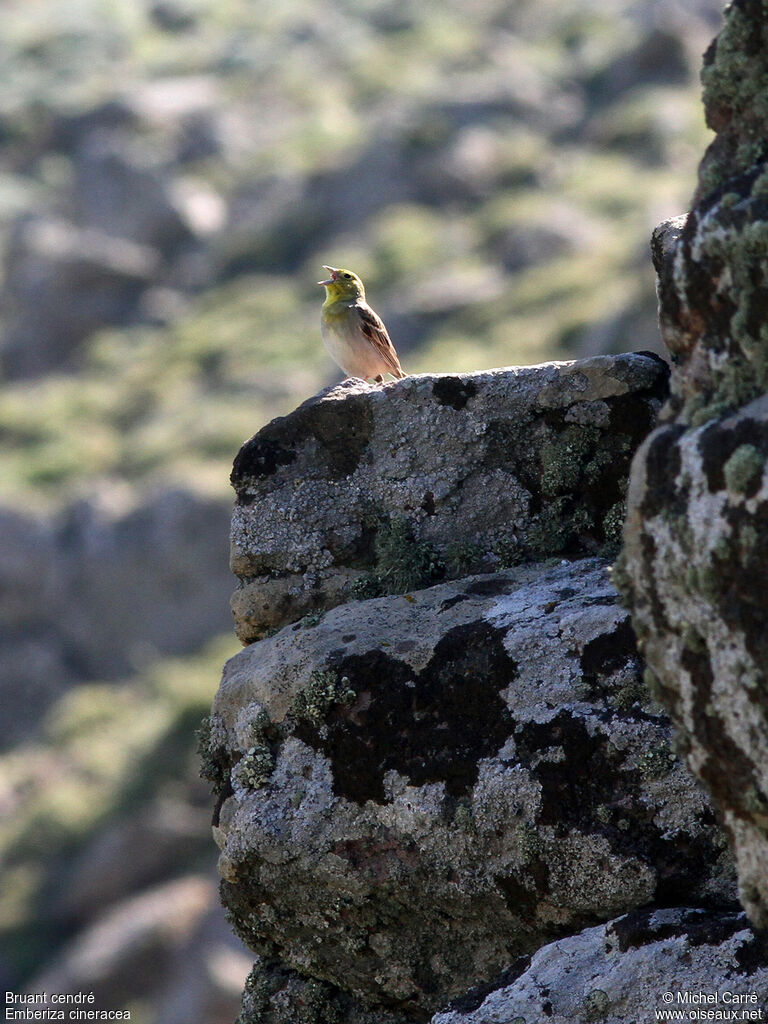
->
[230,355,668,642]
[618,0,768,927]
[432,907,768,1024]
[208,558,734,1019]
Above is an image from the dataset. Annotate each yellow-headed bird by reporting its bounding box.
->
[318,266,406,381]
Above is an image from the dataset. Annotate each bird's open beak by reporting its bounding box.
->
[318,265,339,286]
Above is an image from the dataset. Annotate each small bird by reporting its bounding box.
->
[318,266,406,382]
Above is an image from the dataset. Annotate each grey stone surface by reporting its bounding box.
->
[431,907,768,1023]
[1,216,158,378]
[235,959,410,1024]
[618,0,768,929]
[229,354,668,642]
[0,488,233,744]
[208,558,734,1019]
[619,395,768,927]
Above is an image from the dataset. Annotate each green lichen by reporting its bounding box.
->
[612,676,647,713]
[741,784,768,818]
[373,516,445,593]
[738,522,760,560]
[196,715,230,795]
[724,444,765,494]
[638,742,676,779]
[539,425,601,497]
[527,497,572,556]
[696,561,724,602]
[643,666,663,702]
[444,540,485,577]
[349,574,385,600]
[237,744,275,790]
[754,166,768,196]
[492,535,524,568]
[700,1,768,194]
[683,188,768,425]
[519,822,545,861]
[453,800,477,834]
[297,610,326,629]
[350,514,446,598]
[291,669,356,726]
[601,500,626,553]
[682,624,707,654]
[583,988,610,1022]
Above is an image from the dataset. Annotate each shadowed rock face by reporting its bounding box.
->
[209,559,734,1019]
[432,908,768,1024]
[618,0,768,928]
[229,355,668,642]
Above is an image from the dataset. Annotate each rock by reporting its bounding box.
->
[29,876,215,1006]
[29,876,248,1024]
[230,355,668,642]
[235,959,410,1024]
[431,907,768,1023]
[620,395,768,927]
[71,133,194,254]
[0,489,233,744]
[54,488,233,680]
[1,216,157,377]
[51,800,213,925]
[618,0,768,928]
[209,558,734,1019]
[696,0,768,202]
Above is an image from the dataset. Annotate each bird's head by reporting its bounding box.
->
[318,266,365,300]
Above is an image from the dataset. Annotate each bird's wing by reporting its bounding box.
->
[356,301,405,377]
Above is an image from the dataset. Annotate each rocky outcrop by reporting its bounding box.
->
[230,355,667,642]
[210,556,733,1017]
[203,342,759,1020]
[234,906,768,1024]
[433,908,768,1024]
[207,10,768,1017]
[618,0,768,928]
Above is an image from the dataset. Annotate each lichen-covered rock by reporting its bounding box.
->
[651,164,768,428]
[619,395,768,926]
[229,355,668,642]
[431,907,768,1024]
[619,0,768,928]
[697,0,768,202]
[208,558,734,1019]
[236,959,410,1024]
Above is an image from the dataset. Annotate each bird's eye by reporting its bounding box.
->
[343,273,352,279]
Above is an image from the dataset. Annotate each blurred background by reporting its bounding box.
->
[0,0,722,1020]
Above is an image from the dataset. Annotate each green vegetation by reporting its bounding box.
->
[291,669,357,727]
[350,515,446,598]
[0,634,235,980]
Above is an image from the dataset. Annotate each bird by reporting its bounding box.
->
[318,266,406,382]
